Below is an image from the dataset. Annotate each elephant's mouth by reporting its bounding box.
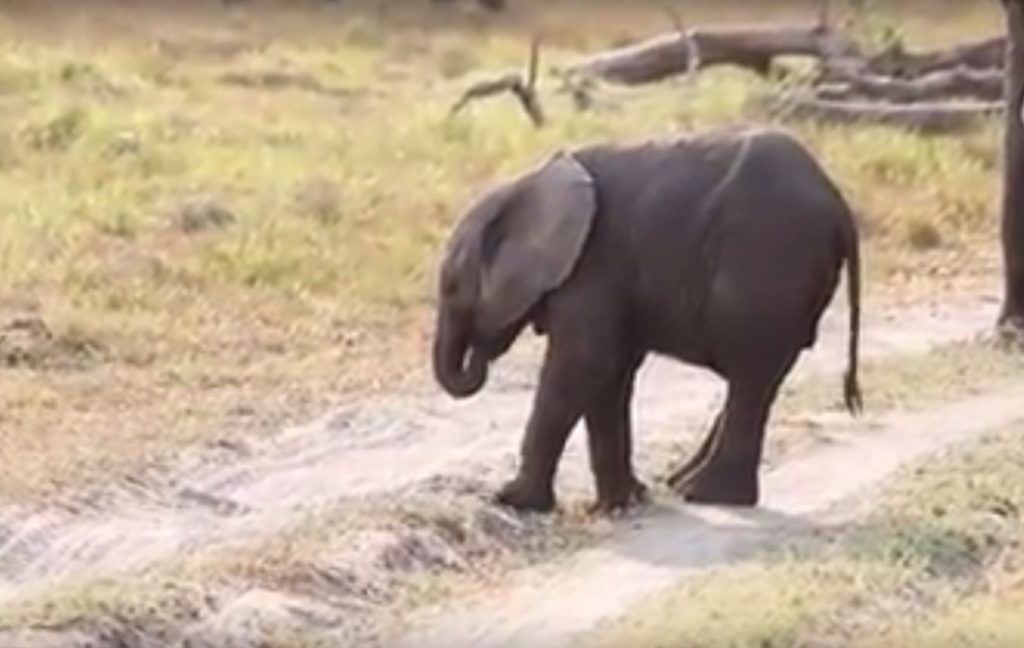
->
[482,325,521,359]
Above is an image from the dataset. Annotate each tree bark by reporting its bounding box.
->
[778,94,1003,133]
[999,0,1024,329]
[565,23,857,85]
[815,67,1004,103]
[866,35,1006,79]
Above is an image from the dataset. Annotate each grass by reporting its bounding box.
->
[0,0,1008,502]
[585,421,1024,648]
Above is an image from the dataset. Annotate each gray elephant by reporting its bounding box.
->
[432,126,862,513]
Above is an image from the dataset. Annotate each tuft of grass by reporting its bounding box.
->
[291,177,345,226]
[904,219,944,251]
[20,103,90,151]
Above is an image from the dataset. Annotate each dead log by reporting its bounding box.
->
[566,22,858,86]
[815,67,1005,103]
[777,95,1004,133]
[865,35,1006,79]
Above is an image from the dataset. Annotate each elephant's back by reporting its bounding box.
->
[572,130,753,247]
[570,127,853,361]
[571,131,759,357]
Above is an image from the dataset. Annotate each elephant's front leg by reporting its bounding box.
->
[495,362,585,513]
[585,357,648,514]
[496,338,619,513]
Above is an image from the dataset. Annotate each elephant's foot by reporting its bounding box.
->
[495,476,556,513]
[675,462,759,507]
[589,476,649,516]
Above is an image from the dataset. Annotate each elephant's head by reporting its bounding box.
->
[432,152,597,398]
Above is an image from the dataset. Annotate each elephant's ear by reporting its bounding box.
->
[477,151,596,336]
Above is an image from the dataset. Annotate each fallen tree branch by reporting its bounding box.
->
[815,66,1005,103]
[776,94,1004,133]
[865,35,1006,78]
[450,36,545,127]
[566,22,859,86]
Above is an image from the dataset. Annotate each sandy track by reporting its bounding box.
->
[0,293,998,606]
[389,385,1024,648]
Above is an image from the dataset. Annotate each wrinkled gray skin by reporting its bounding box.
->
[432,127,862,514]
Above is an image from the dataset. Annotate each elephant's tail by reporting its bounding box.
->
[842,214,863,416]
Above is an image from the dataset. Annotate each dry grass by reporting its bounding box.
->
[0,0,1008,501]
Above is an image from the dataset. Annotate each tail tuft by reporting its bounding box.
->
[844,368,863,416]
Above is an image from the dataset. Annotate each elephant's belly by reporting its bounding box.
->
[649,338,715,372]
[635,307,716,372]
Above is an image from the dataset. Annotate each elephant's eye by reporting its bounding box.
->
[441,276,458,296]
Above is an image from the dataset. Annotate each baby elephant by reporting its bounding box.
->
[432,126,862,513]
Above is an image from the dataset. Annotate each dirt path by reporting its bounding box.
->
[0,292,1000,612]
[388,385,1024,648]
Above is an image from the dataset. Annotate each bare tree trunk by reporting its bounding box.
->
[566,23,856,85]
[1000,0,1024,330]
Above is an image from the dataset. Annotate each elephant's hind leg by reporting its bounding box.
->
[679,352,798,506]
[584,353,648,514]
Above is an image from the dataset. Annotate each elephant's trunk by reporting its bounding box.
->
[432,313,488,398]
